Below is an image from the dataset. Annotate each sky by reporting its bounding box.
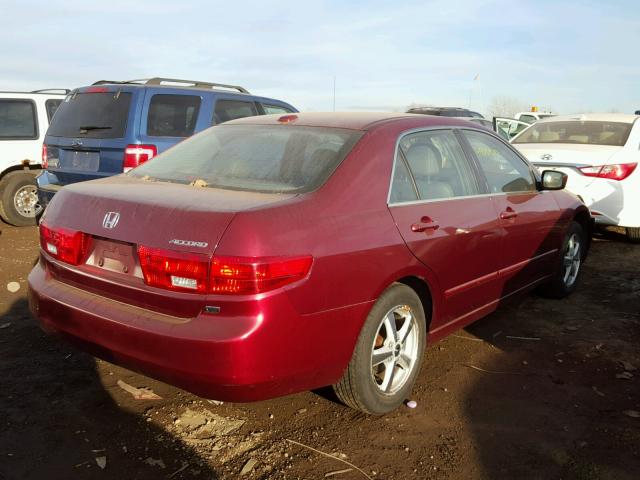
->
[1,0,639,116]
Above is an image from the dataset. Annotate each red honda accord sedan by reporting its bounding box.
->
[29,112,591,414]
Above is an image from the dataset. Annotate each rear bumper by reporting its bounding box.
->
[534,164,640,228]
[28,259,369,401]
[35,170,62,210]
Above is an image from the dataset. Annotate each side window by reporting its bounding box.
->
[390,155,418,203]
[213,100,258,124]
[393,130,480,202]
[519,114,536,124]
[0,100,37,139]
[147,94,201,137]
[261,104,292,115]
[45,99,63,121]
[464,130,536,193]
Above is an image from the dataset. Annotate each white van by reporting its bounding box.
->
[0,89,67,226]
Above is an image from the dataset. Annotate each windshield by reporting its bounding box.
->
[513,121,632,146]
[130,125,363,193]
[47,92,132,138]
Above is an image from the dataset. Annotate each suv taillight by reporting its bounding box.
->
[579,163,637,181]
[39,224,92,265]
[42,144,48,169]
[123,144,157,172]
[137,246,313,295]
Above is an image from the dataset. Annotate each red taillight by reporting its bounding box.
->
[123,144,157,172]
[210,255,313,295]
[42,144,48,169]
[579,163,637,181]
[136,247,313,295]
[39,224,92,265]
[85,86,109,93]
[137,246,209,293]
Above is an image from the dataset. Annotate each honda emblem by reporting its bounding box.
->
[102,212,120,229]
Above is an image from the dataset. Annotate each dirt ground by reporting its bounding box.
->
[1,223,639,480]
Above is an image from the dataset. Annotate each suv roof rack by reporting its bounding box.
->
[31,88,71,94]
[91,77,249,94]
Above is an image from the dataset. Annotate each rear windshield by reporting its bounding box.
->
[47,92,132,138]
[130,125,363,193]
[513,121,632,146]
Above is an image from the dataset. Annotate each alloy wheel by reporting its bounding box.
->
[563,233,581,288]
[371,305,420,394]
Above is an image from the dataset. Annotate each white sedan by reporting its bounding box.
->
[510,113,640,242]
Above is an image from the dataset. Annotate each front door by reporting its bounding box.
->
[461,129,563,297]
[388,129,503,330]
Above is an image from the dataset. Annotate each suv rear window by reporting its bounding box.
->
[131,125,362,193]
[147,94,201,137]
[0,100,37,139]
[214,100,258,124]
[47,92,132,138]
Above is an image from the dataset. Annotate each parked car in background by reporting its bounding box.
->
[0,89,67,225]
[511,113,640,242]
[407,106,484,118]
[37,78,297,210]
[515,111,555,124]
[30,112,591,414]
[494,116,532,140]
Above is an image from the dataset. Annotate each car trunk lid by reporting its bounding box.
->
[41,176,295,317]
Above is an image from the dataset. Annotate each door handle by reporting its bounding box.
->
[411,216,440,232]
[500,207,518,220]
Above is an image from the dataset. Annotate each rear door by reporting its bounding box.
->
[44,88,138,185]
[388,128,503,328]
[461,129,562,296]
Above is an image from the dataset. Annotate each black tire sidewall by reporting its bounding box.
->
[0,172,39,227]
[349,284,426,414]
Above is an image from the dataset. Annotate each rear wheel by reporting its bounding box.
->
[539,221,585,298]
[627,227,640,243]
[333,284,426,414]
[0,171,41,227]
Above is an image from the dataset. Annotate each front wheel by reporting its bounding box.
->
[627,227,640,243]
[0,171,42,227]
[333,283,426,414]
[538,221,585,299]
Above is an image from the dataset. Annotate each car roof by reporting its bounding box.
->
[224,111,481,131]
[537,113,640,124]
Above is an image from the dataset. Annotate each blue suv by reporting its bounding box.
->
[37,77,297,208]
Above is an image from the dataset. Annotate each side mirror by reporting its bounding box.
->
[540,170,567,190]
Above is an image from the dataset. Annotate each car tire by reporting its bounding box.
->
[333,283,426,415]
[538,221,585,299]
[0,171,41,227]
[627,227,640,243]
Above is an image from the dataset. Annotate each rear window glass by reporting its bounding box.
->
[0,100,37,139]
[214,100,258,124]
[47,92,132,138]
[147,94,201,137]
[513,121,633,146]
[45,99,63,121]
[130,125,362,194]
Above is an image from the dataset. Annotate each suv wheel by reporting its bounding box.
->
[627,227,640,243]
[333,284,426,414]
[0,171,42,227]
